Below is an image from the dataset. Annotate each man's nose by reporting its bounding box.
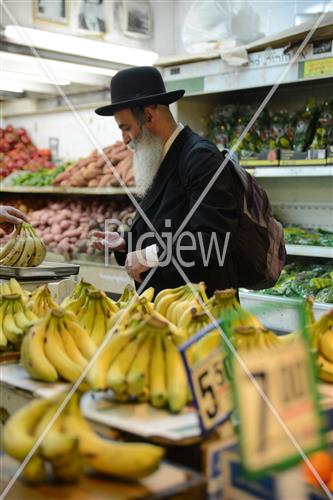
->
[122,131,131,145]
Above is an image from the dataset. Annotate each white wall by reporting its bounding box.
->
[6,108,122,159]
[2,0,174,56]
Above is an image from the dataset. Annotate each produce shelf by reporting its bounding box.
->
[245,166,333,178]
[0,185,137,195]
[286,244,333,258]
[240,290,331,332]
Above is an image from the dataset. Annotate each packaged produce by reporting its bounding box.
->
[255,259,333,303]
[309,99,333,150]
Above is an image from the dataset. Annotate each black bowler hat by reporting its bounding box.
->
[95,66,185,116]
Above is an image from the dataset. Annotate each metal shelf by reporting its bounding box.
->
[246,166,333,178]
[286,244,333,258]
[0,186,137,195]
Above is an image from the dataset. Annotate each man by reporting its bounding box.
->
[94,66,243,297]
[0,206,28,225]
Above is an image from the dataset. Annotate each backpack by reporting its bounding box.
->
[222,149,286,290]
[179,141,286,290]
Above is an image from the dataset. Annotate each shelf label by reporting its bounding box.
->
[299,57,333,79]
[181,324,232,434]
[230,339,325,476]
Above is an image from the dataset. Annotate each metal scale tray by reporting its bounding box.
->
[0,261,80,281]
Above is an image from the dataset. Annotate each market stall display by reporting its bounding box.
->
[10,162,72,187]
[0,125,54,179]
[53,141,134,188]
[284,226,333,247]
[206,99,333,165]
[255,259,333,303]
[7,198,135,258]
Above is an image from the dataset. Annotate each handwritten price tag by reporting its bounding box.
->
[181,325,232,434]
[232,339,325,476]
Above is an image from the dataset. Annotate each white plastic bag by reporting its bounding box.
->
[182,0,264,54]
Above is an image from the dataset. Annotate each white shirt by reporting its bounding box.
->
[144,123,184,267]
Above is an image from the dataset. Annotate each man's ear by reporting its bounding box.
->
[143,106,155,128]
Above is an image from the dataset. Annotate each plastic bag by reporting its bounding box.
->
[182,0,264,54]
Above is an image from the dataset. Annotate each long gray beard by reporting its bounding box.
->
[129,126,164,199]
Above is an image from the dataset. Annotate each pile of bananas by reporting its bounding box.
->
[3,393,164,484]
[87,313,190,412]
[0,293,38,349]
[61,278,96,307]
[64,288,118,345]
[0,278,30,302]
[154,282,209,324]
[309,309,333,383]
[21,308,97,383]
[27,284,58,317]
[0,223,46,267]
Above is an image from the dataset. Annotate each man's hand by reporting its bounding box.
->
[0,206,28,225]
[125,250,150,283]
[91,231,126,252]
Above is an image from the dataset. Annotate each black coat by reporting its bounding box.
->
[115,126,243,297]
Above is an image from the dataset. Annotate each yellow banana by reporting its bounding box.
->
[78,296,96,335]
[13,299,37,330]
[1,281,13,296]
[317,354,333,383]
[319,329,333,363]
[64,397,164,480]
[127,332,153,397]
[9,278,30,302]
[62,313,97,360]
[44,315,82,383]
[3,298,23,344]
[90,298,107,345]
[21,319,58,383]
[86,330,136,390]
[139,287,155,302]
[26,225,46,267]
[59,319,88,369]
[3,397,52,460]
[107,331,147,393]
[14,226,36,267]
[150,334,167,408]
[163,334,188,413]
[0,299,8,349]
[21,455,47,484]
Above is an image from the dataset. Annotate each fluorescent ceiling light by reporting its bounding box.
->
[0,82,23,93]
[5,26,158,66]
[1,70,70,86]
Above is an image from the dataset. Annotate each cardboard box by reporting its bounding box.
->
[280,149,327,165]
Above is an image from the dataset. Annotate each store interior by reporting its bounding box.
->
[0,1,332,498]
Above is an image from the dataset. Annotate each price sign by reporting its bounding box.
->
[180,324,232,434]
[231,339,325,477]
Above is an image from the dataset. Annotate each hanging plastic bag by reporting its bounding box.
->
[182,0,264,54]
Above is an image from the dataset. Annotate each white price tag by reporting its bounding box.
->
[232,339,325,475]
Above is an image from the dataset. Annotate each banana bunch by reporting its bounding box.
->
[27,284,58,317]
[117,284,136,309]
[61,278,96,309]
[308,309,333,383]
[87,313,190,412]
[154,282,209,325]
[3,393,164,484]
[0,294,38,350]
[21,308,97,383]
[0,278,30,303]
[65,289,118,345]
[0,223,46,267]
